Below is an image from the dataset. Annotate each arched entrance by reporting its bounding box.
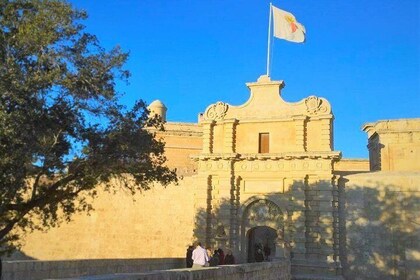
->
[241,198,287,262]
[247,226,277,262]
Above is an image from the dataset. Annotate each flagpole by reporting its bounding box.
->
[266,2,272,76]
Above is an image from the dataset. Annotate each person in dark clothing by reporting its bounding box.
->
[255,247,264,262]
[186,245,194,268]
[224,249,235,264]
[263,244,271,261]
[209,250,220,266]
[217,248,224,265]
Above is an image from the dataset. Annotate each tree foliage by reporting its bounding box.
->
[0,0,177,253]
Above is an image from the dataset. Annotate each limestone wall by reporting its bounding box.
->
[234,121,297,153]
[340,171,420,279]
[16,177,196,260]
[156,122,202,176]
[363,118,420,172]
[14,122,202,261]
[333,158,370,176]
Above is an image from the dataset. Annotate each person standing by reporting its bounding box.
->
[209,250,220,267]
[255,246,264,262]
[263,244,271,261]
[186,245,194,268]
[217,248,225,265]
[192,242,209,268]
[224,249,235,265]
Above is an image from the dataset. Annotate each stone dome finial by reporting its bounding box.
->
[147,100,167,121]
[257,75,271,83]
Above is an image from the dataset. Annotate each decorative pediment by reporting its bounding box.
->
[200,75,332,122]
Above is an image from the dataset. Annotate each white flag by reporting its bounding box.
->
[272,6,306,43]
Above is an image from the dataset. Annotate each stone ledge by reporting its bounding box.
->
[43,261,290,280]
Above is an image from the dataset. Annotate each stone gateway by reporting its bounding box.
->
[12,76,420,279]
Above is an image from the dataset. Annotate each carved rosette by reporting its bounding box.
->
[305,96,331,115]
[204,101,229,121]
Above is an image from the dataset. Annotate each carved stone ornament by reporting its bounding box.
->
[305,96,330,115]
[204,102,229,120]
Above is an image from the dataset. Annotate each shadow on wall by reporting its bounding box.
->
[190,178,322,265]
[340,182,420,280]
[2,250,36,261]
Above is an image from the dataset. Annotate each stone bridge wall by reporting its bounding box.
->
[2,259,291,280]
[2,258,184,280]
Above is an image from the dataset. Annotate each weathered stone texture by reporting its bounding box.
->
[17,179,195,259]
[363,118,420,172]
[9,76,419,280]
[2,259,290,280]
[341,172,420,279]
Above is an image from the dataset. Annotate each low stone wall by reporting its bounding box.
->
[57,261,290,280]
[1,258,184,280]
[2,259,291,280]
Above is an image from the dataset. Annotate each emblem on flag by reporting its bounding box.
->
[272,6,306,43]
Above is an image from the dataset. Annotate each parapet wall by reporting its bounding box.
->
[2,259,291,280]
[2,258,184,280]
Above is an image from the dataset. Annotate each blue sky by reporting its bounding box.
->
[69,0,419,159]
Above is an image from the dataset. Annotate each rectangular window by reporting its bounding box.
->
[259,133,269,153]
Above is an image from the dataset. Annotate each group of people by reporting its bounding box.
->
[186,242,235,268]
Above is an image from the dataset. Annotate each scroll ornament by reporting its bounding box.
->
[204,101,229,120]
[305,96,330,115]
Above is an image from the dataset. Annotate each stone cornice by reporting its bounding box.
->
[191,153,239,161]
[156,130,203,137]
[191,151,342,161]
[362,118,420,138]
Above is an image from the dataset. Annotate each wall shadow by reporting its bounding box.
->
[190,175,420,279]
[340,180,420,279]
[192,190,301,264]
[190,177,337,268]
[2,249,36,261]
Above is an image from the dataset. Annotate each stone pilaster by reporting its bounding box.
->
[223,119,238,153]
[332,176,342,272]
[193,174,213,246]
[213,173,231,249]
[289,178,306,259]
[293,116,307,152]
[230,175,241,254]
[316,176,335,265]
[305,175,321,259]
[319,117,332,151]
[202,120,215,153]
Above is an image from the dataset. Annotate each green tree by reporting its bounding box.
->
[0,0,177,253]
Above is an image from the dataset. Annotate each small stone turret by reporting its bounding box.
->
[147,100,167,121]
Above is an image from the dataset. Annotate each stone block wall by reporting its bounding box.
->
[340,172,420,279]
[1,258,184,280]
[136,261,291,280]
[6,260,291,280]
[15,177,196,260]
[363,118,420,172]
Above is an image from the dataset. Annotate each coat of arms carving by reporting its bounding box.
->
[305,96,330,115]
[204,101,229,120]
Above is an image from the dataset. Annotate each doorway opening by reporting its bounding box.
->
[247,226,277,262]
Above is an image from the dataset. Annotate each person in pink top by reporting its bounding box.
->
[191,242,209,268]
